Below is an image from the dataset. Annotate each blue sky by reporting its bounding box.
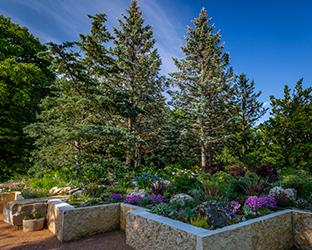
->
[1,0,312,123]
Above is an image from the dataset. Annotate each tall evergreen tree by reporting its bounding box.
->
[25,14,141,177]
[260,79,312,171]
[0,15,53,181]
[111,0,167,167]
[226,73,267,166]
[169,8,234,168]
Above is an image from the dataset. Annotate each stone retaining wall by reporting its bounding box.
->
[47,200,144,242]
[126,209,311,250]
[44,200,312,249]
[0,192,16,213]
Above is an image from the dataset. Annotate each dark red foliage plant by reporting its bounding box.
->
[250,162,278,182]
[229,165,247,179]
[203,163,225,175]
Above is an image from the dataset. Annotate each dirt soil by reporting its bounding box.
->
[0,214,134,250]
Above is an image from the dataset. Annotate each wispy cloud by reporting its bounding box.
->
[263,101,270,107]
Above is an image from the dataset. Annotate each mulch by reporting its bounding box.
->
[0,213,134,250]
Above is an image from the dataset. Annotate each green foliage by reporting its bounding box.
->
[191,214,209,229]
[198,180,220,199]
[296,199,310,209]
[85,183,103,197]
[170,169,199,192]
[258,206,270,214]
[111,0,167,167]
[139,196,151,207]
[34,211,42,219]
[23,215,31,220]
[243,205,250,216]
[196,172,212,183]
[21,188,51,199]
[168,8,235,168]
[203,195,228,207]
[0,15,53,181]
[151,203,171,215]
[212,171,235,184]
[180,207,194,221]
[260,79,312,171]
[24,14,142,177]
[226,73,267,166]
[118,178,131,189]
[30,176,58,190]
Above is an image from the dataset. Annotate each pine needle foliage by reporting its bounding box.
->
[25,14,142,177]
[111,0,167,166]
[169,8,235,168]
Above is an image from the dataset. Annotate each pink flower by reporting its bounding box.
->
[191,176,194,179]
[172,172,175,175]
[177,174,180,176]
[185,169,187,171]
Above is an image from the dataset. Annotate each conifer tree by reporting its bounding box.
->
[25,14,141,177]
[226,73,267,166]
[261,79,312,170]
[169,8,234,168]
[111,0,166,166]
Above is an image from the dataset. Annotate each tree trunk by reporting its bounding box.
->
[201,127,206,168]
[209,142,213,167]
[126,117,132,165]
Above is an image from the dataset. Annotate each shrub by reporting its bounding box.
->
[21,188,51,199]
[170,169,199,192]
[250,162,278,182]
[283,175,305,196]
[229,165,246,179]
[191,214,209,229]
[212,171,235,184]
[241,178,267,196]
[203,163,225,175]
[196,172,212,182]
[31,176,58,190]
[85,183,103,196]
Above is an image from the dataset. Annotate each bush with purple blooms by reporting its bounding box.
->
[224,201,241,215]
[148,194,165,204]
[244,195,277,212]
[109,193,123,202]
[123,195,142,205]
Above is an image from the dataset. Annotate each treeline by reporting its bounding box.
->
[0,1,311,181]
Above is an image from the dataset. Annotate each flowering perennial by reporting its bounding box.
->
[224,201,241,215]
[109,193,122,202]
[244,195,277,212]
[148,194,165,204]
[123,195,142,204]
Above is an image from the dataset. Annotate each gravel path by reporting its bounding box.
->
[0,213,134,250]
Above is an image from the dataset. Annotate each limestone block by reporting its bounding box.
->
[47,199,74,241]
[199,210,293,250]
[120,203,147,232]
[0,192,16,213]
[3,198,48,228]
[126,210,207,250]
[23,217,45,232]
[62,203,120,242]
[293,211,312,250]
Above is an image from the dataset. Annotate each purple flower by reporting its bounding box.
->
[123,195,142,205]
[109,193,122,202]
[244,195,277,212]
[148,194,165,204]
[224,201,241,215]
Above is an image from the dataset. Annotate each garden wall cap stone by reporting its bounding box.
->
[127,189,149,198]
[170,193,194,206]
